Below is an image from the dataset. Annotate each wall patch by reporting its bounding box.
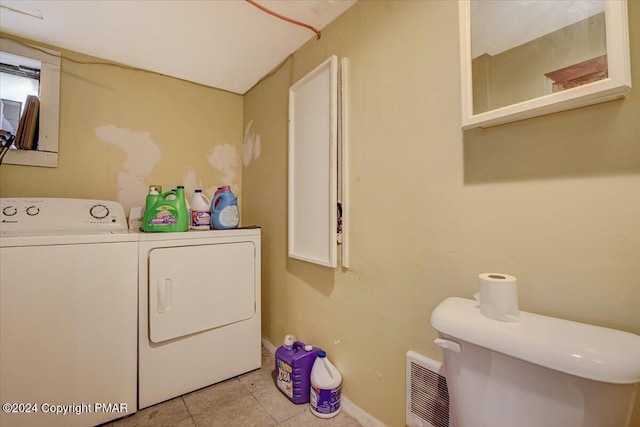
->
[208,143,239,189]
[243,120,262,167]
[94,125,162,209]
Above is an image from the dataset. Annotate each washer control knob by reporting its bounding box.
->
[26,205,40,216]
[90,204,109,219]
[2,206,17,216]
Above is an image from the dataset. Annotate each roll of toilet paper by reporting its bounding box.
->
[476,273,519,322]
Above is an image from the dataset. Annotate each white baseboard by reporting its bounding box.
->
[341,394,387,427]
[261,337,386,427]
[261,337,277,354]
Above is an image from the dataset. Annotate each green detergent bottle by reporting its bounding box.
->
[143,186,189,232]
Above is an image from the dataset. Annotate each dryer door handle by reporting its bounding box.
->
[157,278,173,313]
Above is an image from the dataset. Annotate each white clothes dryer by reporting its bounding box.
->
[137,228,261,408]
[0,198,138,427]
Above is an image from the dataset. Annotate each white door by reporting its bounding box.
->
[148,241,256,343]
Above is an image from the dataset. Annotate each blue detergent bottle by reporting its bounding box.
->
[211,185,239,229]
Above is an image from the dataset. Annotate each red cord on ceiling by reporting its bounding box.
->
[245,0,322,40]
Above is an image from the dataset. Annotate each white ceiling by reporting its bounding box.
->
[0,0,356,94]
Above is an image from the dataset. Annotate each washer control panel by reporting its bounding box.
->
[0,198,128,233]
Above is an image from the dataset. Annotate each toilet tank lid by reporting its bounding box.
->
[430,297,640,385]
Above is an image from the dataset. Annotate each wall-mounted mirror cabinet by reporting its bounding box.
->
[0,38,60,167]
[288,55,350,269]
[459,0,631,129]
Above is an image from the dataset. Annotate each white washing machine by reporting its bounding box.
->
[137,228,261,408]
[0,198,138,427]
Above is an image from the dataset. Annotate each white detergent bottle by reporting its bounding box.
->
[190,189,211,230]
[309,350,342,418]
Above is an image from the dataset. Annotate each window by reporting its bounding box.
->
[0,38,60,167]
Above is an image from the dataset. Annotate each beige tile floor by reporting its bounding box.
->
[105,347,363,427]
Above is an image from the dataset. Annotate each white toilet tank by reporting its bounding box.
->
[431,297,640,427]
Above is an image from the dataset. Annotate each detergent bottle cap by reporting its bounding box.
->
[283,334,296,349]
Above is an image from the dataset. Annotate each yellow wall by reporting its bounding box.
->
[243,1,640,426]
[0,34,243,213]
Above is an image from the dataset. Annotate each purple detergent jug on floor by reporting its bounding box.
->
[275,335,320,404]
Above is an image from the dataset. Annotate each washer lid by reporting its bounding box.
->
[1,230,137,246]
[430,297,640,384]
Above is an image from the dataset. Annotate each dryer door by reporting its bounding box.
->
[148,241,256,343]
